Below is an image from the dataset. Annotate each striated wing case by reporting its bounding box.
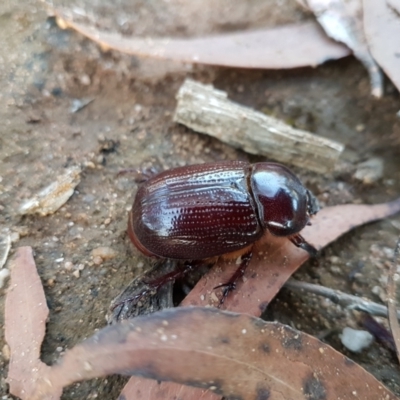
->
[130,161,263,259]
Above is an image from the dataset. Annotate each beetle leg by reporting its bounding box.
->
[111,261,199,312]
[214,250,253,307]
[117,160,163,182]
[143,261,198,289]
[117,168,154,182]
[289,234,317,257]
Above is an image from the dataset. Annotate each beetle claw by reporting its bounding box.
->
[214,282,236,307]
[213,250,253,307]
[289,234,318,257]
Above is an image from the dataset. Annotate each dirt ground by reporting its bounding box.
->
[1,0,400,399]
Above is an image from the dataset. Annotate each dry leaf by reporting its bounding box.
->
[46,5,350,69]
[24,307,399,400]
[121,197,400,399]
[363,0,400,93]
[5,247,62,400]
[303,0,383,97]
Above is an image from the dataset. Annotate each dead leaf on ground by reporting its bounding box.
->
[21,308,400,400]
[363,0,400,94]
[5,247,62,400]
[302,0,383,97]
[6,200,400,399]
[121,198,400,399]
[45,5,350,69]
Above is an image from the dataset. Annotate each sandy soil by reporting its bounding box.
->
[1,0,400,398]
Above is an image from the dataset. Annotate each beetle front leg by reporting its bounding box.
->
[289,234,317,257]
[214,250,253,307]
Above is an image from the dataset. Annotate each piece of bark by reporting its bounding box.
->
[19,166,81,216]
[284,278,400,319]
[173,79,344,173]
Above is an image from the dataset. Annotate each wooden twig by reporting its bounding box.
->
[387,238,400,363]
[174,79,344,173]
[284,278,400,319]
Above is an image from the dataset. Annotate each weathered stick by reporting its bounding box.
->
[285,278,400,319]
[174,79,344,173]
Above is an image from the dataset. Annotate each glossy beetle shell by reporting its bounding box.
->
[128,161,316,260]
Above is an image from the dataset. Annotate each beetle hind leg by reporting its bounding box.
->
[214,250,253,307]
[142,261,198,289]
[110,260,199,317]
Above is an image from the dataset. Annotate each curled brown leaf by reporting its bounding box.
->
[31,307,400,400]
[5,247,61,400]
[46,5,350,69]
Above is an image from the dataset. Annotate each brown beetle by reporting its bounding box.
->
[127,161,319,304]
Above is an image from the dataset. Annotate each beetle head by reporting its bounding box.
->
[250,163,318,237]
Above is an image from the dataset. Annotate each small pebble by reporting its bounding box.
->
[372,285,387,302]
[355,124,365,132]
[210,292,219,303]
[72,270,80,278]
[330,266,341,275]
[79,74,91,86]
[84,161,96,169]
[9,232,20,243]
[93,256,103,265]
[329,256,341,265]
[340,327,374,352]
[2,344,10,360]
[354,157,384,184]
[14,226,30,237]
[64,261,73,270]
[91,246,116,261]
[0,269,10,288]
[47,278,56,287]
[82,194,96,203]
